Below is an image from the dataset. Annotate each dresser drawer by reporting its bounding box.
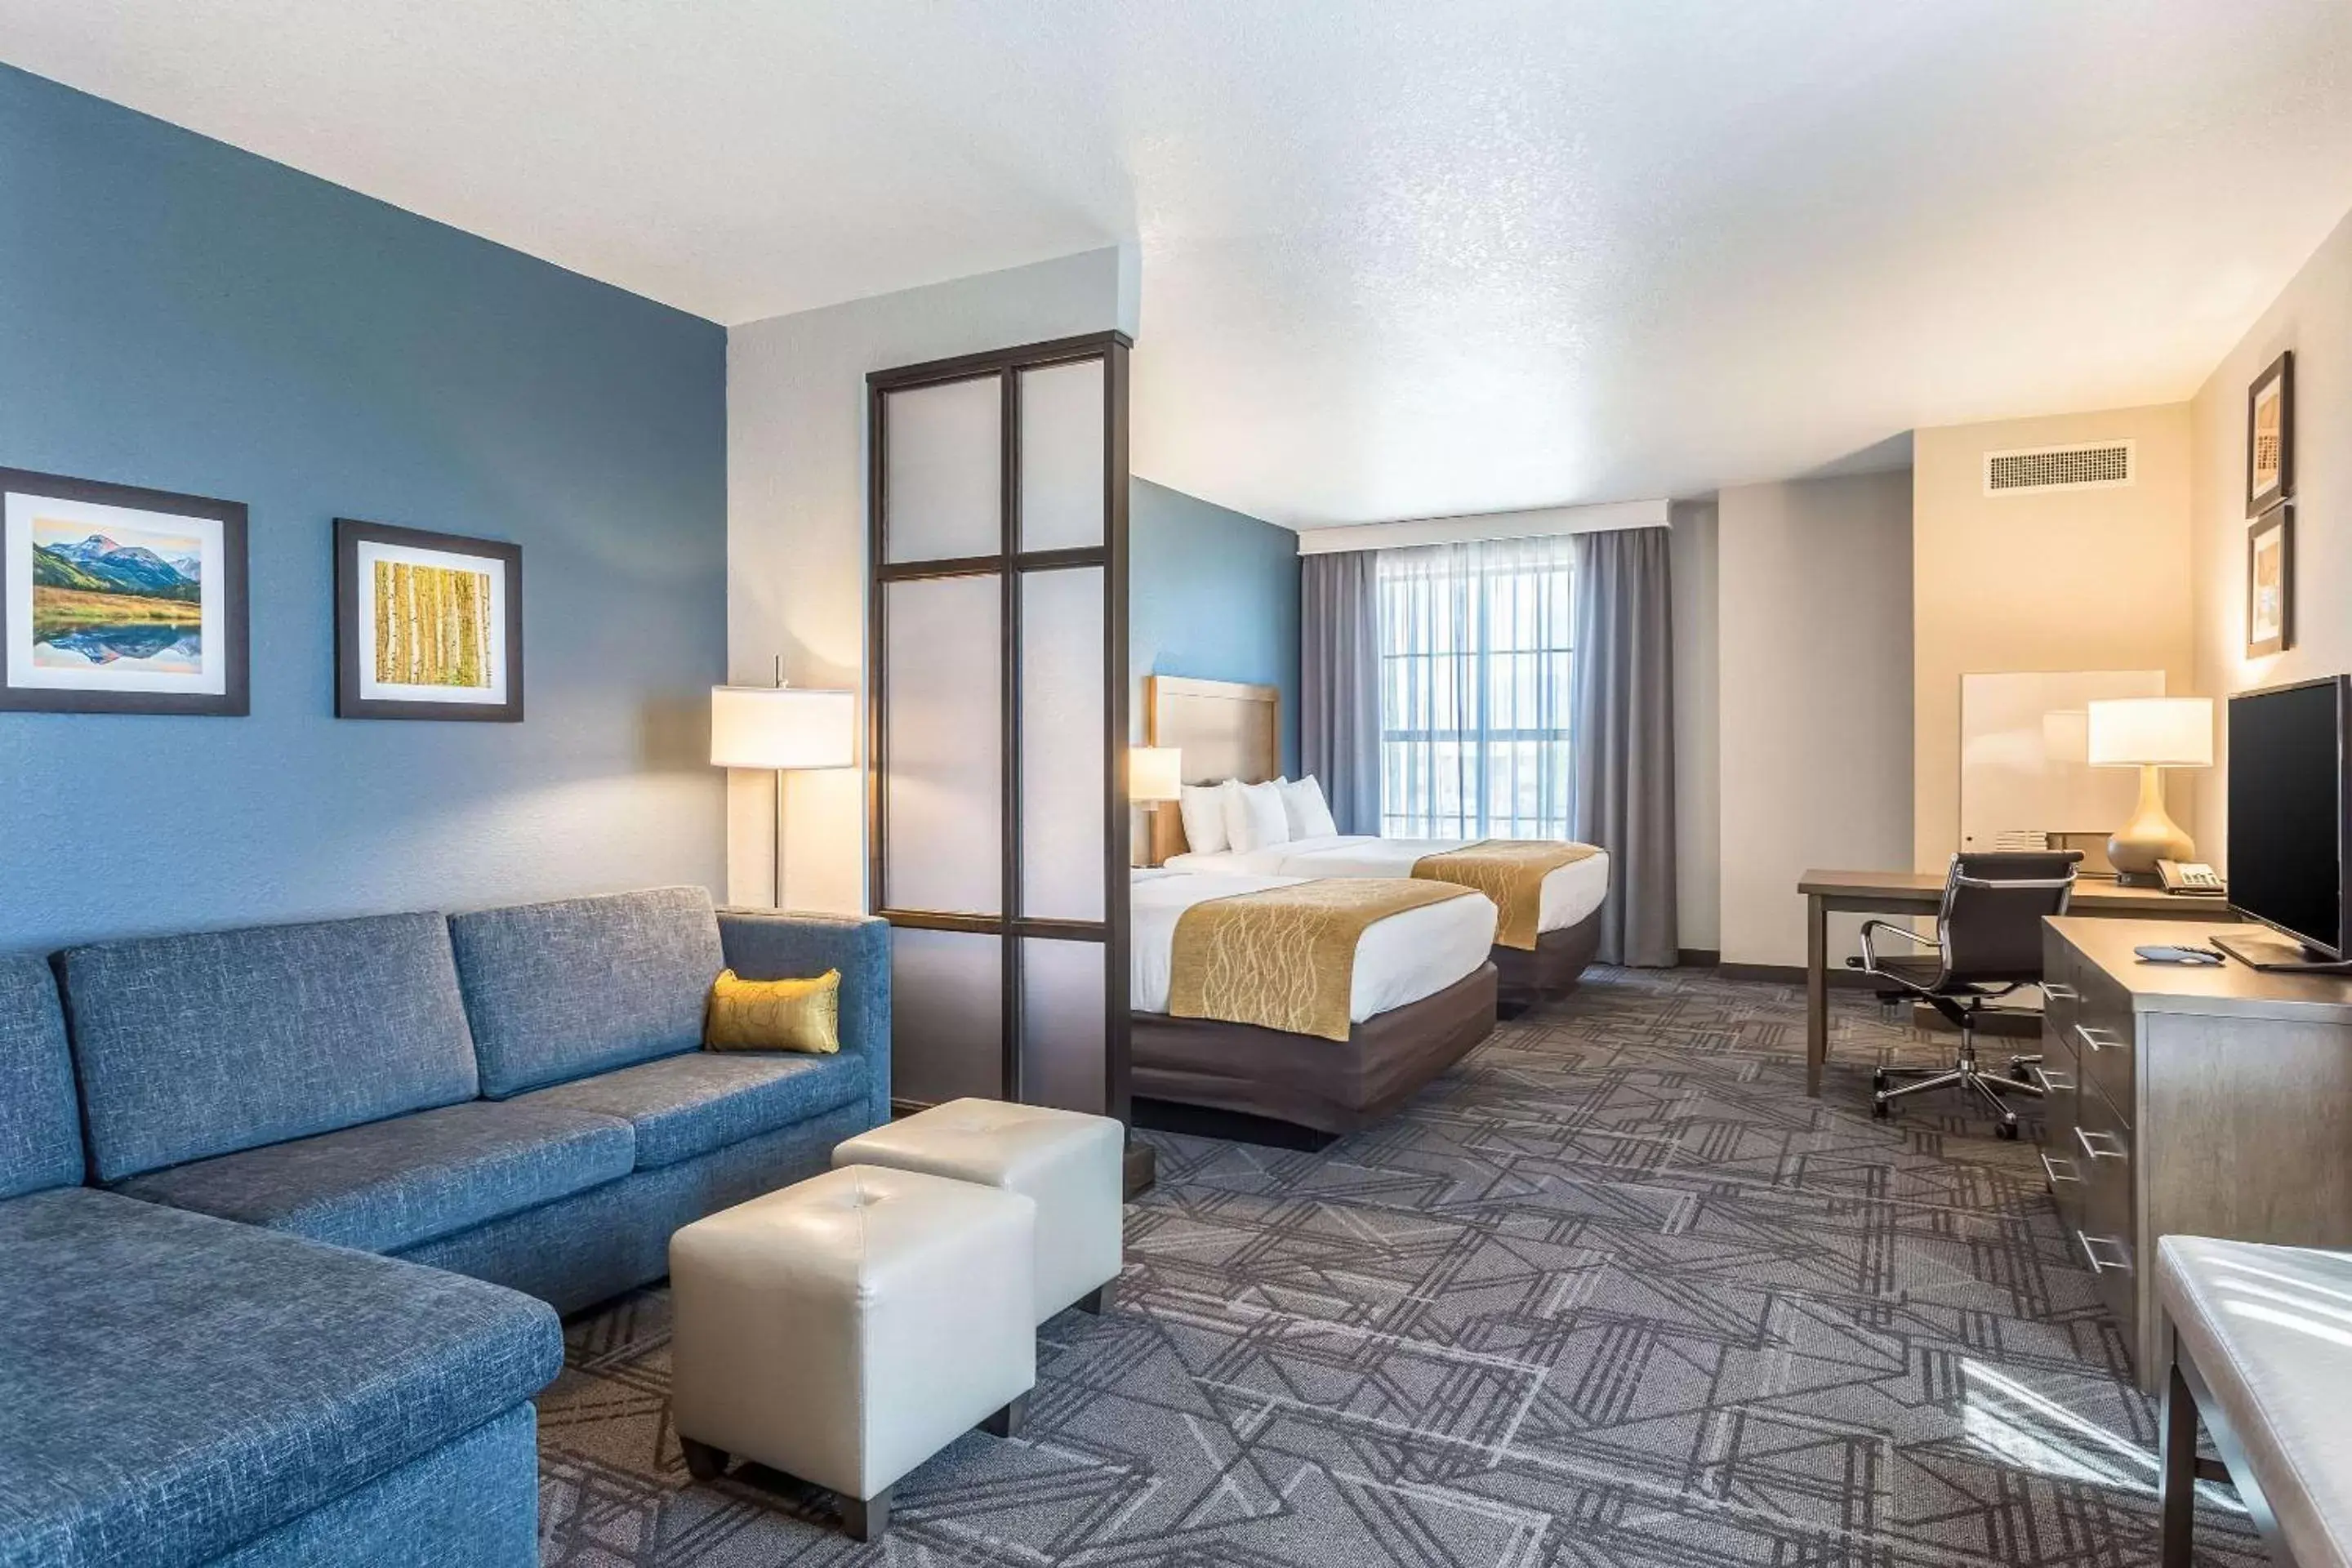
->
[2040,932,2082,1040]
[2068,964,2136,1125]
[2068,1081,2136,1329]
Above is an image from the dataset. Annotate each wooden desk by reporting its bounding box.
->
[1797,869,2223,1096]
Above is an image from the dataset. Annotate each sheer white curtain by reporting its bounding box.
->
[1377,535,1575,840]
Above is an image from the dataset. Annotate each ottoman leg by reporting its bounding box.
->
[982,1393,1027,1438]
[842,1486,892,1541]
[679,1437,728,1481]
[1076,1284,1110,1315]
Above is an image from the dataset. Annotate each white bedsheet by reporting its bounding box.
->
[1164,835,1611,933]
[1130,867,1497,1022]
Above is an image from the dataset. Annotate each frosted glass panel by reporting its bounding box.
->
[1018,360,1105,551]
[885,575,1000,914]
[893,928,1004,1105]
[1020,568,1105,921]
[885,374,1001,563]
[1023,938,1107,1115]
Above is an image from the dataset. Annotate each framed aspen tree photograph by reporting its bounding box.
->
[334,518,523,721]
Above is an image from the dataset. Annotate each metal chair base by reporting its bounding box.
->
[1873,1031,2042,1138]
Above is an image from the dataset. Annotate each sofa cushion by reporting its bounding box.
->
[517,1048,869,1170]
[717,910,893,1128]
[0,1187,559,1568]
[451,886,725,1098]
[114,1099,636,1254]
[0,956,82,1200]
[59,912,480,1183]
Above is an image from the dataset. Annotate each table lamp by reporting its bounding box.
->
[2087,697,2213,885]
[1130,746,1182,863]
[712,662,857,907]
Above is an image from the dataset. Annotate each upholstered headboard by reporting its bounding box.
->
[1143,675,1282,865]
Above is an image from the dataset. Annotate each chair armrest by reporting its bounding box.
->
[716,909,892,1127]
[1856,919,1940,976]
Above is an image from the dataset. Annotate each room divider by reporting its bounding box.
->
[865,332,1134,1130]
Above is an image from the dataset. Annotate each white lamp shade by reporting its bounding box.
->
[1129,746,1183,802]
[2087,697,2213,768]
[710,685,857,770]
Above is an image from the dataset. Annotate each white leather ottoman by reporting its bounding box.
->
[834,1098,1125,1322]
[667,1164,1036,1540]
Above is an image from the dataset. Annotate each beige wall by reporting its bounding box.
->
[1717,470,1914,967]
[1911,406,2196,871]
[726,247,1134,912]
[2190,206,2352,870]
[1668,500,1722,952]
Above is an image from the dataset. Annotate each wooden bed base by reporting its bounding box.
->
[1129,962,1499,1140]
[1492,908,1603,1009]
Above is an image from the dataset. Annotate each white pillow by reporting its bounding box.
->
[1178,782,1231,856]
[1278,776,1339,840]
[1223,779,1293,853]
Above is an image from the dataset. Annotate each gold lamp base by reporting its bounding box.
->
[2107,762,2194,885]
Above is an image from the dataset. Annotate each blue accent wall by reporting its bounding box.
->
[0,65,728,952]
[1129,479,1300,774]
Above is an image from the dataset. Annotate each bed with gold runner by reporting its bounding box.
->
[1132,869,1503,1136]
[1407,840,1601,951]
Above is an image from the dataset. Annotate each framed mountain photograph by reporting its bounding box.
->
[335,518,523,721]
[0,467,249,715]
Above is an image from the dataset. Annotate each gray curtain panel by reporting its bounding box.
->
[1299,550,1383,834]
[1570,526,1678,966]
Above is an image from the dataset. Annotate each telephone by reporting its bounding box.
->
[2156,859,2225,896]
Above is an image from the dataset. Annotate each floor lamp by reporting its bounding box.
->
[711,669,858,908]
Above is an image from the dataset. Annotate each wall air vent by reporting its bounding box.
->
[1983,441,2135,496]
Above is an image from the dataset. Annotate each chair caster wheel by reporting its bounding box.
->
[1872,1070,1888,1092]
[1995,1120,2020,1141]
[1871,1098,1891,1120]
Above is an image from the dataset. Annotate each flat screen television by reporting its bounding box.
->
[2220,675,2352,968]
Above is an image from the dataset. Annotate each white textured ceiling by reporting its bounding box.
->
[7,2,2351,527]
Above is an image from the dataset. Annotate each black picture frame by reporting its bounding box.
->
[0,466,249,716]
[2247,350,2294,517]
[334,517,523,722]
[2246,501,2294,659]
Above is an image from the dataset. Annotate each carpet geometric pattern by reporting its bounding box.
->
[537,966,2260,1566]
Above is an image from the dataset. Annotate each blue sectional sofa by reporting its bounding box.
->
[0,888,892,1567]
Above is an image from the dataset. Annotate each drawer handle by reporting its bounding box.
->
[2074,1125,2128,1160]
[2040,1152,2082,1186]
[2073,1023,2122,1054]
[2077,1231,2133,1275]
[2027,1062,2075,1094]
[2043,983,2080,1002]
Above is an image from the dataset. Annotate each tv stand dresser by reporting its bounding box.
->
[2039,915,2352,1392]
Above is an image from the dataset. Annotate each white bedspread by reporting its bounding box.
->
[1130,867,1497,1022]
[1164,835,1611,934]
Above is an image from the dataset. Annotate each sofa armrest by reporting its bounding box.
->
[716,910,892,1127]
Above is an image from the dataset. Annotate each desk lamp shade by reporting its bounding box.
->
[2087,697,2212,879]
[2087,697,2214,769]
[1129,746,1183,803]
[710,685,856,770]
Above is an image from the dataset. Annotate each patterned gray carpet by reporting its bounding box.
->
[537,967,2260,1566]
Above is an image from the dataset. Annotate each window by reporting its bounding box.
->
[1378,535,1575,840]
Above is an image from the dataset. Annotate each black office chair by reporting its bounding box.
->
[1846,850,2081,1138]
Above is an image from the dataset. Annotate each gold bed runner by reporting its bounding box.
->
[1168,878,1478,1043]
[1411,840,1601,951]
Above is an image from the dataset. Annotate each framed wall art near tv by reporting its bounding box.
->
[0,466,249,715]
[2247,350,2294,516]
[2247,501,2294,659]
[335,518,523,721]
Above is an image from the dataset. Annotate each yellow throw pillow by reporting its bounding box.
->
[705,969,841,1054]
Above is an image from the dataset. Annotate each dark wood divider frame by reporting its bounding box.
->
[866,331,1134,1126]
